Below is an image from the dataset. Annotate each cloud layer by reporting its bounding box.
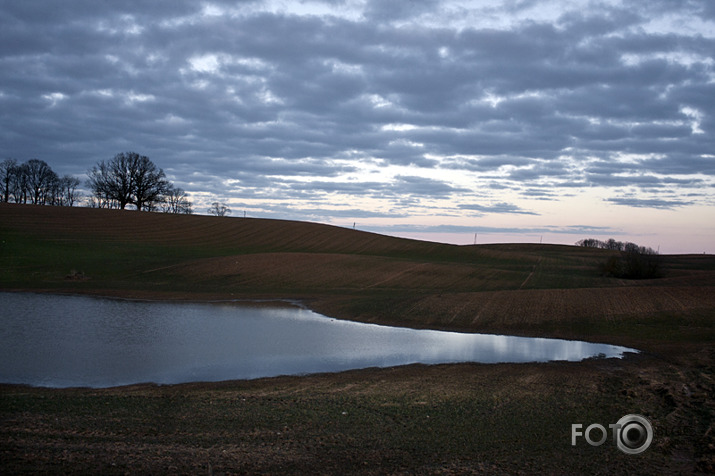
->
[1,0,713,248]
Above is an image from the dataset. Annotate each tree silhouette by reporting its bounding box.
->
[87,152,170,210]
[207,201,230,217]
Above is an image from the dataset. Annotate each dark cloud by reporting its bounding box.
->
[275,175,466,205]
[1,0,713,221]
[605,197,690,209]
[392,175,467,198]
[229,203,407,221]
[363,0,441,22]
[639,155,715,176]
[519,187,563,200]
[507,161,572,181]
[458,202,538,215]
[365,223,621,236]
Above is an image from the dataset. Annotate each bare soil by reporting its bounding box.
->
[1,204,713,474]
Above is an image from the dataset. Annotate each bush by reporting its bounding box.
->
[579,238,663,279]
[620,246,662,279]
[599,247,662,279]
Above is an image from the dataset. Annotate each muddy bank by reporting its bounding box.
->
[2,349,713,475]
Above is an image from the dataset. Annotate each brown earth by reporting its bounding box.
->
[2,203,713,343]
[1,203,714,474]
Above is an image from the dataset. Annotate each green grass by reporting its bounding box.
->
[0,226,613,294]
[1,231,201,291]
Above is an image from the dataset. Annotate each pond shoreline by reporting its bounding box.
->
[1,205,712,473]
[0,286,672,349]
[0,291,639,389]
[2,348,712,475]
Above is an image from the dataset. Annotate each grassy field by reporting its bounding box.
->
[1,203,713,474]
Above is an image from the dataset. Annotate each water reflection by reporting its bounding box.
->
[0,293,637,388]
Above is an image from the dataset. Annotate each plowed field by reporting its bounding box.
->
[2,203,713,344]
[1,203,713,474]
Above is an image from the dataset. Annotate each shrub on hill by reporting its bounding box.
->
[577,238,663,279]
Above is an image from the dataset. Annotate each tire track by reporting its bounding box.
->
[361,262,430,290]
[519,257,542,289]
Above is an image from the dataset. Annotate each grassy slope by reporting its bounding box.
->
[2,203,714,347]
[1,203,714,474]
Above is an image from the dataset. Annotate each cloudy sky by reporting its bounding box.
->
[2,0,714,253]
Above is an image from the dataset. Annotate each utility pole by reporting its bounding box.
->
[474,232,477,245]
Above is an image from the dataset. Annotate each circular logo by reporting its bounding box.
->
[615,414,653,454]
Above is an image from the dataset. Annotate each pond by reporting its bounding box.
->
[0,292,637,388]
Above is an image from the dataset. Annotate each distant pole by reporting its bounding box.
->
[474,232,477,245]
[353,222,356,230]
[244,210,246,218]
[540,235,543,244]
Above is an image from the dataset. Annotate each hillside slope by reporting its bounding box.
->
[1,202,452,257]
[2,203,714,346]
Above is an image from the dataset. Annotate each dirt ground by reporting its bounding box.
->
[1,204,714,474]
[1,346,713,475]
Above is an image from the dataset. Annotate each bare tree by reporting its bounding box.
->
[575,238,603,248]
[21,159,57,205]
[87,154,135,209]
[87,196,116,209]
[208,201,230,217]
[604,238,624,251]
[57,175,81,206]
[44,172,60,205]
[1,159,81,207]
[12,162,30,203]
[162,185,193,214]
[131,155,169,211]
[0,158,17,202]
[87,152,170,211]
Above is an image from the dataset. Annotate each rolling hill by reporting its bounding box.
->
[2,203,714,474]
[2,203,714,346]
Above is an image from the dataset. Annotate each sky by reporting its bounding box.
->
[1,0,714,253]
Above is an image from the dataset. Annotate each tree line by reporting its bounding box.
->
[86,152,191,213]
[576,238,662,279]
[575,238,657,253]
[0,158,81,206]
[1,152,192,214]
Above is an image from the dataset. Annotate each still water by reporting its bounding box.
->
[0,292,637,388]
